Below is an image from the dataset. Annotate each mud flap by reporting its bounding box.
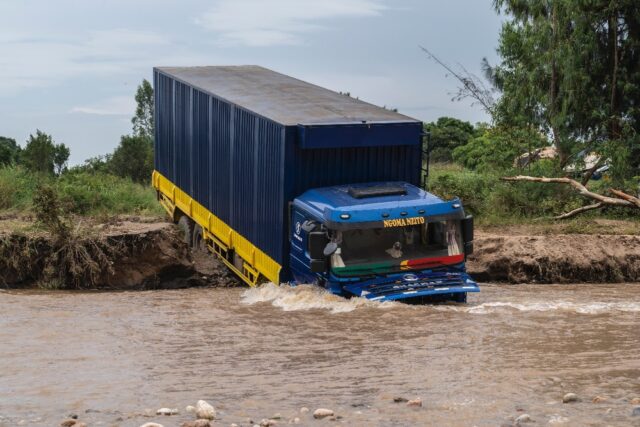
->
[343,272,479,302]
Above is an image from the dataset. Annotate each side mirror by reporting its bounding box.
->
[323,241,338,257]
[461,215,474,256]
[309,231,329,259]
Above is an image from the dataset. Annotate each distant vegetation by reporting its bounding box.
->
[0,79,162,220]
[424,0,640,222]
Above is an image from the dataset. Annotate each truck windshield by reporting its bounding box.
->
[329,219,463,276]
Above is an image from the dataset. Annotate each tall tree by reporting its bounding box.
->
[492,0,640,180]
[109,135,153,183]
[53,143,70,175]
[21,130,69,176]
[132,79,154,139]
[0,136,21,167]
[424,117,477,162]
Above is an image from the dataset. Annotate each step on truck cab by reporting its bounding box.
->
[152,65,479,303]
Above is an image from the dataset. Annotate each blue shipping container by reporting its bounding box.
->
[154,66,422,279]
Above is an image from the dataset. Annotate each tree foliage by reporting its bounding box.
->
[109,135,153,183]
[492,0,640,176]
[0,136,21,167]
[424,117,477,162]
[132,79,154,139]
[453,125,549,170]
[21,130,70,176]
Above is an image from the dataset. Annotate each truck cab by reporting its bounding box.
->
[290,182,478,303]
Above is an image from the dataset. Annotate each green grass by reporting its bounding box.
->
[426,162,639,231]
[0,166,164,218]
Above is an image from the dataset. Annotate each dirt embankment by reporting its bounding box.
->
[0,217,236,289]
[468,231,640,283]
[1,216,639,288]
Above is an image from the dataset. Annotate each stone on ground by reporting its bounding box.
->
[196,400,216,420]
[562,393,579,403]
[313,408,334,419]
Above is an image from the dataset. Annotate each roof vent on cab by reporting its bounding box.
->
[348,185,407,199]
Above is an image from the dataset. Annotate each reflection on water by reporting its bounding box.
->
[0,283,639,427]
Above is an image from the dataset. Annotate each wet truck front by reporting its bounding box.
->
[152,65,479,302]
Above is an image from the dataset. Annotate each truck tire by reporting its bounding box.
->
[192,224,208,253]
[177,215,194,247]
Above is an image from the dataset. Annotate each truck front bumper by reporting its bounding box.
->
[342,271,479,303]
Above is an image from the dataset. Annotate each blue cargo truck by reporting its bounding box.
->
[152,66,479,303]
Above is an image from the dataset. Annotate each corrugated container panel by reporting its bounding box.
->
[154,72,175,181]
[209,97,232,224]
[290,144,421,197]
[174,82,192,193]
[231,108,257,242]
[192,89,210,205]
[256,119,285,262]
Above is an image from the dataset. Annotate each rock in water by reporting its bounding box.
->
[313,408,334,419]
[156,408,179,415]
[631,397,640,405]
[515,413,532,424]
[196,400,216,420]
[407,398,422,407]
[181,421,211,427]
[562,393,579,403]
[393,397,408,403]
[632,406,640,417]
[140,423,165,427]
[592,396,607,403]
[259,419,277,426]
[60,420,78,427]
[185,405,196,413]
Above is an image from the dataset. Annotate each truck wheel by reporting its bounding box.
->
[177,215,194,247]
[192,224,208,253]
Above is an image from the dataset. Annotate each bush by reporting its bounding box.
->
[0,166,162,218]
[56,171,163,216]
[0,166,42,210]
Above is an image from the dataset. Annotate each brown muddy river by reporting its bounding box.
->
[1,284,639,427]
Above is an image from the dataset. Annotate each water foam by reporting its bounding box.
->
[434,300,640,314]
[241,283,396,313]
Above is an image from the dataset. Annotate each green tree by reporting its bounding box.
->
[109,135,153,183]
[53,143,70,175]
[453,125,548,170]
[132,79,154,139]
[20,130,70,176]
[21,130,55,175]
[424,117,477,163]
[492,0,640,180]
[0,136,21,167]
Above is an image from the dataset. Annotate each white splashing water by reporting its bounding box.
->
[241,283,396,313]
[434,301,640,315]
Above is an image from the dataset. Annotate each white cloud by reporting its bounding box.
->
[0,29,172,94]
[197,0,386,46]
[70,96,135,116]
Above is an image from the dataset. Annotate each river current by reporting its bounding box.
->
[0,283,639,426]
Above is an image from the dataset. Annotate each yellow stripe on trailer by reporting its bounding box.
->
[152,170,282,286]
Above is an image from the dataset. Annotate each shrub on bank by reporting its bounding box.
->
[0,166,163,217]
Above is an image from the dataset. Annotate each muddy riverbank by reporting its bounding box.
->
[1,217,639,287]
[0,217,236,289]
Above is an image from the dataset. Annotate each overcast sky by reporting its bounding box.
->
[0,0,503,164]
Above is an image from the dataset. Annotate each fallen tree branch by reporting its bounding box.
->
[554,203,604,219]
[610,189,640,208]
[501,176,634,207]
[501,175,639,219]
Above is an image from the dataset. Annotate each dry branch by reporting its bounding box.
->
[554,203,604,219]
[610,189,640,208]
[501,175,639,219]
